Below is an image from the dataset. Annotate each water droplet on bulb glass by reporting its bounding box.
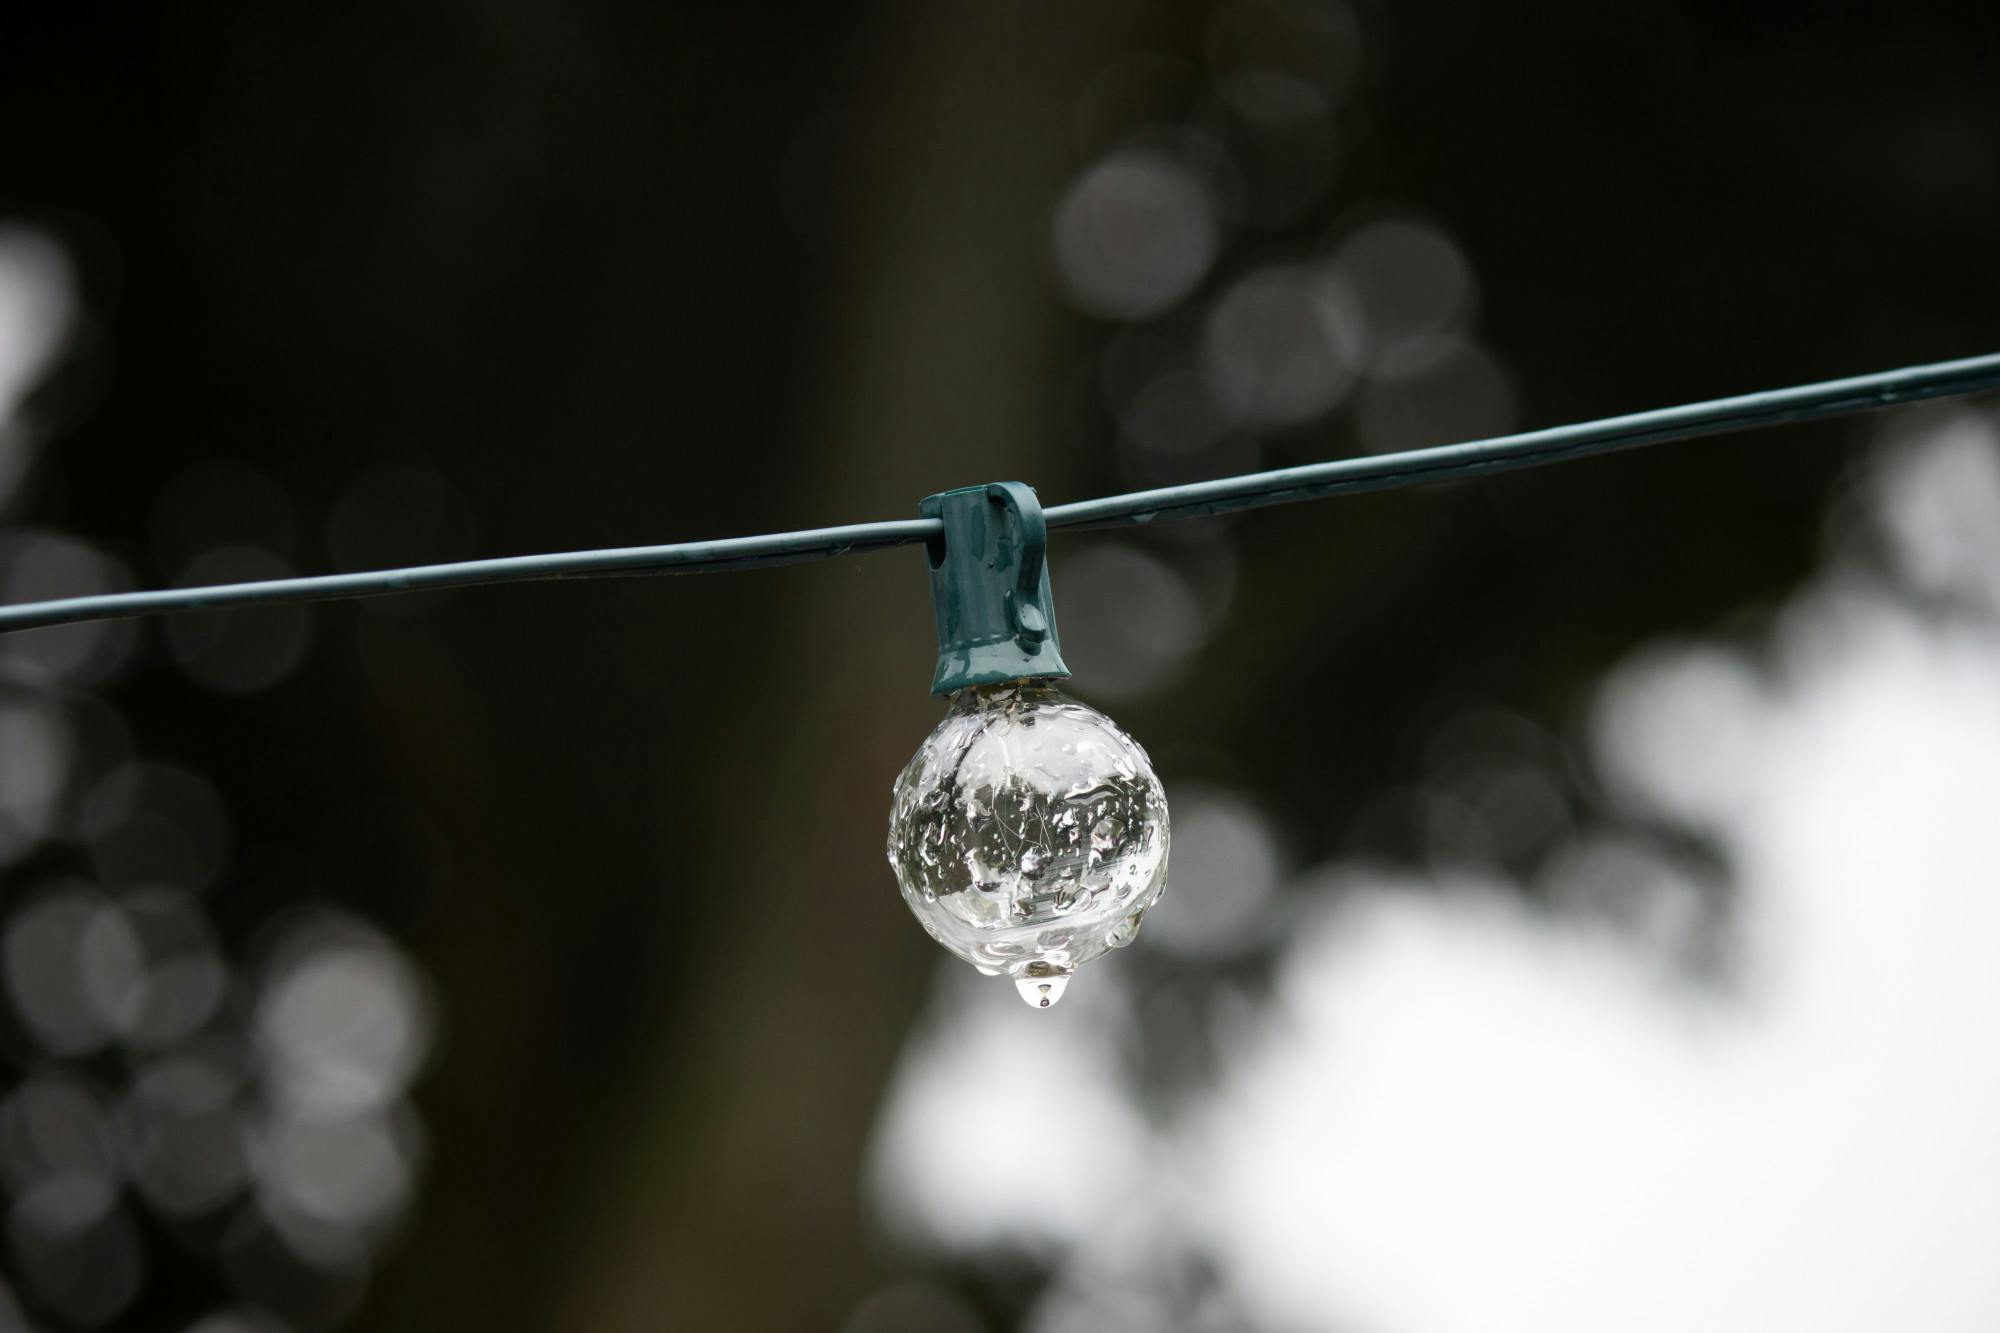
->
[887,680,1171,1009]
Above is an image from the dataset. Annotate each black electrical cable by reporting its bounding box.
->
[3,351,1996,635]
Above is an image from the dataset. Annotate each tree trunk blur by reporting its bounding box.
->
[536,4,1151,1329]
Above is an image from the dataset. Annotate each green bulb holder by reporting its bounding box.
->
[920,482,1072,696]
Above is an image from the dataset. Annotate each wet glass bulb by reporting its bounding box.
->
[887,680,1170,1008]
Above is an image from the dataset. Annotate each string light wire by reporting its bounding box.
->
[3,351,1997,635]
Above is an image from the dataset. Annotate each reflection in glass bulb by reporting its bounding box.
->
[887,680,1170,1007]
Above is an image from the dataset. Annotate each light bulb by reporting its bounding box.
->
[887,679,1170,1007]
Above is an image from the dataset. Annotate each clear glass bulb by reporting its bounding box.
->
[887,679,1170,1007]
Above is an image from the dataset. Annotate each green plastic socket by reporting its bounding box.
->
[920,482,1072,695]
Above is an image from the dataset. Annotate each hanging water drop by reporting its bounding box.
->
[1014,973,1070,1008]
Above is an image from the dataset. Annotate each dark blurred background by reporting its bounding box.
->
[1,2,1997,1330]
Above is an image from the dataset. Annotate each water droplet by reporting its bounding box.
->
[1014,974,1070,1008]
[1091,815,1125,855]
